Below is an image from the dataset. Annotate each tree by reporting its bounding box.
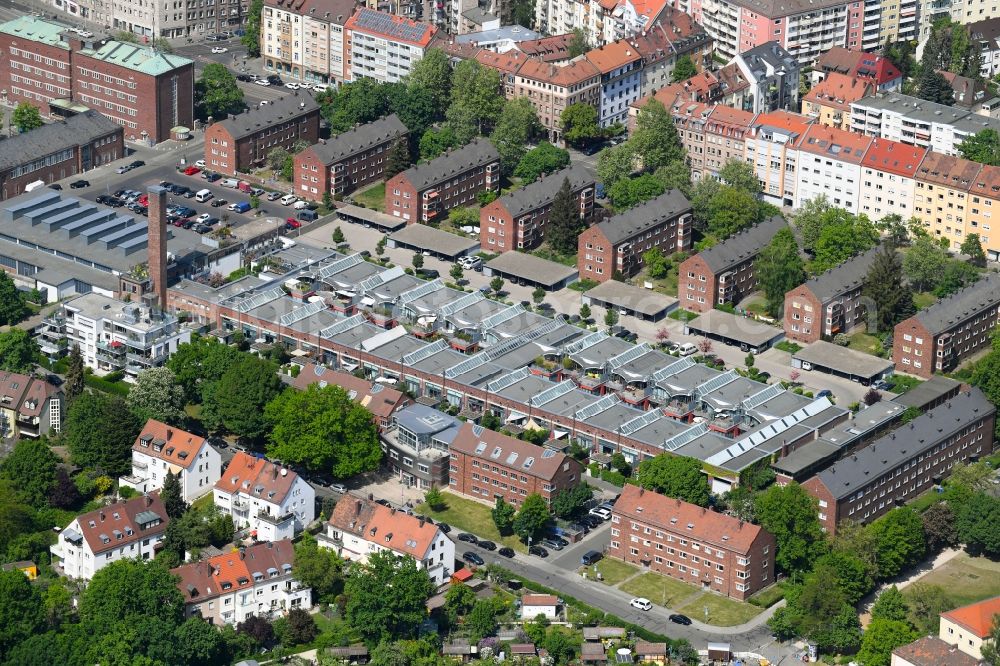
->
[446,60,503,142]
[857,619,919,666]
[0,438,59,506]
[812,214,879,272]
[126,366,187,426]
[284,608,318,645]
[237,615,276,648]
[870,507,925,579]
[904,234,950,291]
[492,496,516,534]
[561,103,602,146]
[490,276,505,296]
[266,384,381,476]
[513,493,550,542]
[424,486,445,511]
[330,226,347,245]
[636,455,710,506]
[550,483,594,519]
[81,559,184,630]
[194,63,245,121]
[706,185,764,239]
[65,392,142,475]
[64,344,85,400]
[0,569,45,660]
[671,55,697,82]
[0,328,37,372]
[654,160,692,194]
[811,551,871,605]
[754,482,826,575]
[981,616,1000,666]
[921,502,958,552]
[546,177,584,255]
[567,28,589,58]
[407,48,452,110]
[579,303,591,320]
[114,30,139,42]
[166,336,242,403]
[949,461,995,493]
[385,140,411,178]
[596,143,636,188]
[719,158,762,195]
[935,259,982,297]
[604,308,619,328]
[514,142,570,184]
[419,126,458,160]
[174,616,227,666]
[863,244,913,332]
[871,586,910,623]
[12,102,43,133]
[202,355,282,439]
[608,174,665,211]
[756,228,804,317]
[955,492,1000,556]
[643,248,669,279]
[916,67,956,105]
[467,596,505,641]
[960,232,988,266]
[294,532,343,604]
[50,467,81,509]
[0,273,28,326]
[630,99,684,172]
[492,98,541,175]
[267,146,291,173]
[958,128,1000,166]
[319,78,391,132]
[241,0,265,55]
[344,549,434,644]
[161,470,187,519]
[450,263,464,283]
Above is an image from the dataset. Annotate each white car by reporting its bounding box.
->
[254,79,271,86]
[195,159,206,168]
[630,598,652,612]
[285,82,300,90]
[211,46,228,54]
[292,200,310,210]
[195,213,211,223]
[312,83,330,93]
[588,506,612,521]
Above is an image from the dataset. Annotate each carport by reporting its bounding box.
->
[792,340,894,385]
[388,224,479,261]
[582,280,677,321]
[483,252,578,291]
[336,204,406,232]
[684,310,783,353]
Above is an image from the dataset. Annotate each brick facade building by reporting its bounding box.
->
[385,139,499,223]
[676,217,787,313]
[205,93,321,177]
[609,484,776,601]
[577,190,692,283]
[480,165,594,252]
[294,114,408,201]
[447,422,583,506]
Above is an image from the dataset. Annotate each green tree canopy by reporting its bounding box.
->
[960,232,988,266]
[65,392,142,475]
[0,438,59,506]
[753,482,826,575]
[446,60,503,142]
[955,491,1000,556]
[903,234,950,291]
[194,63,245,121]
[491,98,542,176]
[630,99,684,172]
[344,550,434,645]
[871,586,910,623]
[607,174,666,211]
[756,227,805,317]
[870,507,926,579]
[635,456,710,506]
[545,177,585,255]
[406,48,452,110]
[80,559,185,631]
[811,213,879,272]
[419,126,459,160]
[567,29,589,58]
[857,619,919,666]
[201,355,281,439]
[958,128,1000,165]
[126,366,187,426]
[513,493,550,542]
[934,259,982,297]
[318,78,392,133]
[550,484,594,519]
[0,328,39,372]
[863,244,914,332]
[166,336,242,403]
[561,103,602,146]
[718,159,762,195]
[492,496,516,534]
[0,273,28,326]
[0,568,45,661]
[915,67,956,106]
[241,0,264,55]
[706,185,765,239]
[671,55,697,82]
[514,142,570,184]
[12,102,43,133]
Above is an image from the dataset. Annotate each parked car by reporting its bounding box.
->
[285,218,301,229]
[116,164,133,174]
[478,540,497,551]
[211,199,229,208]
[130,160,145,169]
[416,268,439,279]
[228,201,252,213]
[581,550,602,566]
[816,389,833,398]
[49,183,62,190]
[588,507,612,520]
[211,46,228,53]
[462,551,484,566]
[630,598,652,611]
[195,213,212,223]
[437,522,451,533]
[236,74,255,82]
[195,159,206,168]
[329,483,347,494]
[267,74,283,85]
[266,191,282,201]
[498,547,515,558]
[254,79,271,86]
[204,172,222,182]
[70,180,89,189]
[457,533,478,544]
[669,614,692,625]
[541,538,564,551]
[677,343,698,356]
[528,545,549,558]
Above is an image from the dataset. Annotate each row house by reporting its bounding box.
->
[728,42,800,114]
[585,41,643,127]
[858,138,927,222]
[205,93,322,177]
[782,246,882,344]
[447,421,584,506]
[262,0,356,84]
[385,139,500,223]
[292,363,411,430]
[514,57,602,143]
[294,114,408,201]
[801,72,873,130]
[577,189,692,283]
[120,419,222,503]
[745,110,812,207]
[628,13,713,94]
[793,124,874,215]
[475,49,531,98]
[344,8,437,84]
[676,216,787,313]
[660,95,757,180]
[609,484,776,600]
[815,47,904,92]
[480,165,595,252]
[911,152,983,252]
[893,272,1000,378]
[0,372,63,440]
[802,388,996,533]
[174,541,312,626]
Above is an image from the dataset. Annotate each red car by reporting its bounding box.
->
[183,165,201,176]
[138,194,149,206]
[285,217,301,229]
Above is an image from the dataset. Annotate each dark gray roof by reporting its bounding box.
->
[216,92,319,141]
[309,114,407,165]
[891,375,961,410]
[398,138,498,191]
[968,17,1000,44]
[496,165,593,218]
[594,189,691,245]
[801,246,881,302]
[0,111,121,171]
[737,41,797,77]
[913,272,1000,335]
[792,340,893,379]
[697,216,787,273]
[814,388,995,500]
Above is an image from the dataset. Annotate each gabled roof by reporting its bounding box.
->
[627,10,708,62]
[0,111,122,172]
[795,124,873,164]
[522,594,559,606]
[133,419,206,470]
[751,110,812,137]
[304,114,407,166]
[802,72,872,111]
[968,16,1000,44]
[695,216,787,273]
[344,8,437,47]
[492,164,593,218]
[328,495,444,559]
[215,92,319,141]
[215,452,302,506]
[592,189,691,245]
[396,138,498,191]
[475,48,530,75]
[891,637,980,666]
[797,246,881,302]
[911,271,1000,335]
[71,493,168,555]
[515,33,576,62]
[940,595,1000,637]
[817,47,901,86]
[861,138,927,178]
[173,540,296,601]
[449,422,576,481]
[515,57,601,87]
[914,152,983,192]
[291,363,408,419]
[585,39,642,74]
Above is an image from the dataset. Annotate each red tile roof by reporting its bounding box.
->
[817,47,902,87]
[328,495,443,559]
[215,452,300,506]
[173,540,295,601]
[475,48,530,75]
[522,594,559,606]
[861,138,927,178]
[914,152,983,192]
[263,0,356,24]
[133,419,206,470]
[795,124,873,164]
[752,110,812,137]
[891,636,980,666]
[627,10,706,63]
[344,8,437,47]
[585,40,642,74]
[72,493,168,555]
[449,422,577,481]
[941,595,1000,638]
[292,364,408,420]
[516,33,575,62]
[802,72,872,111]
[516,57,601,87]
[969,164,1000,198]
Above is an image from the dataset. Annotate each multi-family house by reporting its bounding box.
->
[676,216,787,313]
[802,388,996,532]
[447,422,583,506]
[213,452,317,541]
[294,114,408,201]
[628,13,712,95]
[585,40,644,127]
[850,93,972,155]
[380,404,461,490]
[801,73,873,129]
[782,246,882,343]
[893,272,1000,378]
[385,139,500,223]
[261,0,356,84]
[965,163,1000,260]
[344,8,437,83]
[52,0,243,37]
[968,17,1000,78]
[912,151,983,251]
[475,49,531,98]
[702,106,757,179]
[0,372,63,439]
[322,494,456,584]
[939,596,1000,660]
[120,419,222,502]
[173,540,312,625]
[858,138,928,222]
[815,47,903,92]
[608,484,777,600]
[292,363,411,430]
[793,124,874,215]
[669,100,713,179]
[577,189,692,283]
[728,42,800,113]
[480,165,595,252]
[51,493,169,580]
[744,110,813,207]
[513,57,602,143]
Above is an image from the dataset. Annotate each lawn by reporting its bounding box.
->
[580,558,638,586]
[668,309,699,323]
[620,573,700,608]
[415,492,526,552]
[903,553,1000,609]
[913,291,937,310]
[887,374,923,394]
[190,492,215,513]
[353,182,386,211]
[676,592,764,627]
[774,340,802,354]
[748,582,787,608]
[848,332,882,355]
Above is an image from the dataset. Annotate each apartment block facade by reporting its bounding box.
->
[513,58,602,143]
[52,0,244,37]
[745,110,812,207]
[120,419,222,503]
[262,0,356,83]
[729,42,800,114]
[858,138,927,222]
[793,124,873,215]
[214,452,316,541]
[344,8,437,83]
[585,41,643,127]
[911,152,983,252]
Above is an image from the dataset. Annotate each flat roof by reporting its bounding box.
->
[686,310,784,347]
[892,375,961,409]
[771,439,843,476]
[793,340,894,379]
[584,280,678,317]
[337,204,406,231]
[485,252,577,288]
[389,224,479,258]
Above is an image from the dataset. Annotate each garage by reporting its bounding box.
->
[336,204,406,232]
[582,280,677,321]
[483,252,578,291]
[387,224,480,261]
[684,310,783,353]
[791,340,895,385]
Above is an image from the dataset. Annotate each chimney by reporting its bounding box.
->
[145,495,153,506]
[100,512,105,522]
[419,517,425,527]
[146,186,168,309]
[239,548,245,560]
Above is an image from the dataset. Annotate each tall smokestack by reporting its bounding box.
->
[147,185,168,309]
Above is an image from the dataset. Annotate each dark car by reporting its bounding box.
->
[457,533,478,544]
[183,190,197,198]
[570,522,590,534]
[541,538,564,551]
[204,216,221,226]
[70,180,90,189]
[528,545,549,558]
[204,172,222,182]
[547,535,569,548]
[211,199,228,208]
[478,540,497,551]
[437,522,451,534]
[171,185,190,196]
[49,183,62,190]
[130,160,145,168]
[462,551,484,566]
[236,74,254,82]
[267,74,283,85]
[159,181,175,190]
[374,498,392,507]
[498,547,515,558]
[417,268,440,279]
[669,614,692,626]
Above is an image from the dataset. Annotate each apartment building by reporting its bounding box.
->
[783,246,881,343]
[380,404,460,490]
[912,152,983,251]
[344,8,437,84]
[262,0,356,83]
[676,216,787,313]
[323,495,456,584]
[447,422,583,506]
[858,138,928,222]
[578,189,692,283]
[52,0,244,37]
[480,165,595,252]
[793,124,873,215]
[608,484,776,600]
[965,164,1000,260]
[294,114,408,201]
[514,57,602,143]
[968,17,1000,77]
[802,388,996,532]
[892,637,982,666]
[745,110,812,207]
[939,596,1000,660]
[120,419,222,502]
[213,452,317,541]
[585,40,643,127]
[51,493,169,580]
[204,93,321,176]
[173,541,312,626]
[628,13,712,95]
[385,139,500,223]
[864,0,919,48]
[850,93,972,155]
[474,48,530,98]
[535,0,670,47]
[729,42,799,113]
[0,372,63,440]
[702,105,757,180]
[815,47,903,93]
[801,73,872,129]
[292,363,411,430]
[0,16,195,143]
[670,100,713,180]
[893,272,1000,378]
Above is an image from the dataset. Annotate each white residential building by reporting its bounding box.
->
[520,594,560,619]
[793,124,873,215]
[344,8,437,84]
[50,493,169,580]
[261,0,356,84]
[850,93,976,156]
[51,0,245,38]
[858,138,928,222]
[120,419,222,503]
[729,42,800,114]
[322,495,456,585]
[213,452,316,542]
[744,110,812,207]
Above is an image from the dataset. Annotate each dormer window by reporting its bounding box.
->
[222,582,232,590]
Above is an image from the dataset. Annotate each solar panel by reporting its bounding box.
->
[529,380,575,407]
[619,408,662,436]
[486,367,530,393]
[316,253,365,280]
[399,278,443,305]
[662,423,709,452]
[278,299,327,326]
[401,339,448,365]
[574,393,621,421]
[562,331,607,356]
[481,305,525,330]
[319,313,366,339]
[608,343,652,370]
[440,291,485,316]
[651,357,695,382]
[444,351,489,379]
[235,286,285,313]
[742,383,784,410]
[359,266,404,293]
[695,369,739,398]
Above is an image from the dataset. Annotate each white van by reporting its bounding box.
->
[280,194,298,206]
[195,189,213,202]
[221,178,240,188]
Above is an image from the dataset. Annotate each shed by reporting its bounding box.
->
[684,310,783,353]
[510,644,538,656]
[791,340,894,384]
[484,252,578,290]
[633,641,667,664]
[582,627,627,641]
[388,224,480,260]
[581,642,608,663]
[326,645,370,664]
[706,642,731,662]
[521,593,560,619]
[337,204,406,232]
[582,280,678,321]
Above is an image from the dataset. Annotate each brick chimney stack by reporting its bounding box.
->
[146,185,168,309]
